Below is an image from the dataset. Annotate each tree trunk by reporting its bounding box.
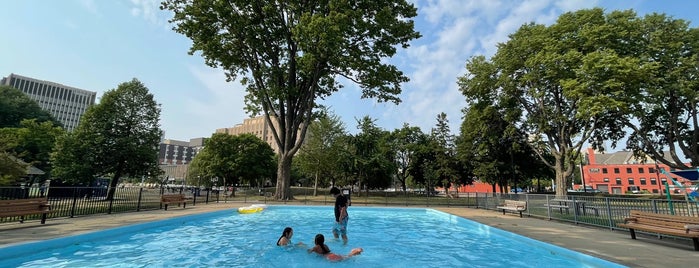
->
[106,170,122,201]
[554,155,568,197]
[274,154,293,200]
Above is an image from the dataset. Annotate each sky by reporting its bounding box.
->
[3,0,699,142]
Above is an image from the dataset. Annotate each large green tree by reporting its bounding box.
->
[388,123,424,192]
[0,85,61,128]
[0,146,26,186]
[188,133,276,191]
[624,14,699,168]
[459,9,645,196]
[429,113,463,194]
[10,119,65,179]
[161,0,421,200]
[296,109,347,195]
[51,79,162,200]
[346,116,395,195]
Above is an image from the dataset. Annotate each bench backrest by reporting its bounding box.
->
[0,198,50,212]
[161,194,185,202]
[629,210,699,229]
[504,200,526,208]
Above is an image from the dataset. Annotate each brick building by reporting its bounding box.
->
[582,148,693,195]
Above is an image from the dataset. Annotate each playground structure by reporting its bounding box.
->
[659,169,699,216]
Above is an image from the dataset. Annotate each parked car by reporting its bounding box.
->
[510,188,525,193]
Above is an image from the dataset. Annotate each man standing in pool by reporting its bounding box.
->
[330,187,349,245]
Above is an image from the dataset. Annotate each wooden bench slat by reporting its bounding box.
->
[496,200,527,217]
[0,198,51,224]
[618,210,699,251]
[160,194,187,210]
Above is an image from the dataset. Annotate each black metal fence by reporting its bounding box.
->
[3,186,699,237]
[0,186,227,224]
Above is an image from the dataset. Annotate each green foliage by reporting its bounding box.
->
[458,8,655,195]
[51,79,162,200]
[11,119,64,177]
[623,13,699,168]
[189,133,276,188]
[429,113,466,191]
[0,150,26,186]
[295,109,347,193]
[388,123,425,192]
[345,116,395,192]
[161,0,421,200]
[0,85,62,128]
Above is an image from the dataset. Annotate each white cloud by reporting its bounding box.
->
[78,0,100,16]
[129,0,170,28]
[382,0,603,134]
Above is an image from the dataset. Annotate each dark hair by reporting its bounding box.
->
[277,227,293,246]
[314,234,330,254]
[330,187,341,195]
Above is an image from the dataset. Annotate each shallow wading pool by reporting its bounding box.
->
[0,206,625,267]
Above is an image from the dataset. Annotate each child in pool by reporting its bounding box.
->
[308,234,363,261]
[276,227,305,247]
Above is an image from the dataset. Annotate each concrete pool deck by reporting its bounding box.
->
[0,203,697,267]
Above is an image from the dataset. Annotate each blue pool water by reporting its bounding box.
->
[0,206,625,267]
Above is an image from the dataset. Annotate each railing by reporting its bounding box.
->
[2,186,699,235]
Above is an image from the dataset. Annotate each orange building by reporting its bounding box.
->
[455,181,506,193]
[582,148,693,195]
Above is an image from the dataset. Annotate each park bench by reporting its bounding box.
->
[618,210,699,251]
[496,200,527,217]
[0,198,51,224]
[160,194,187,210]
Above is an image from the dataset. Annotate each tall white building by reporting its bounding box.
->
[1,73,97,132]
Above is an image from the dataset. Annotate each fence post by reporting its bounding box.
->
[192,189,197,206]
[570,196,578,225]
[605,197,614,230]
[70,188,78,218]
[137,187,143,212]
[546,195,552,220]
[108,189,114,214]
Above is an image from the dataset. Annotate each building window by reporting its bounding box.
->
[603,178,610,182]
[650,178,657,185]
[661,178,667,183]
[615,178,622,185]
[626,167,632,173]
[628,178,635,185]
[640,178,646,185]
[649,167,656,174]
[602,168,608,174]
[638,168,644,173]
[614,168,620,173]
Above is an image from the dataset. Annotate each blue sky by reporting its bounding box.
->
[2,0,699,141]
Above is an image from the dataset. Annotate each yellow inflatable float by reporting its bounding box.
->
[237,204,267,214]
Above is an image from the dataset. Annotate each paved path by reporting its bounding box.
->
[1,203,697,267]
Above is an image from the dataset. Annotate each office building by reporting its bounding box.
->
[216,115,305,154]
[1,73,97,132]
[158,138,205,183]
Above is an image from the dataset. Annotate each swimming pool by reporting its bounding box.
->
[0,206,625,267]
